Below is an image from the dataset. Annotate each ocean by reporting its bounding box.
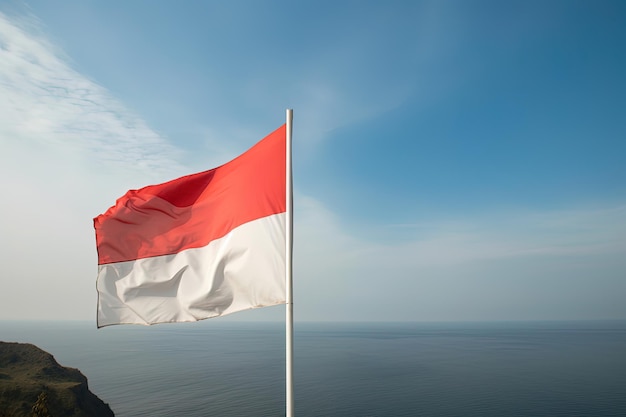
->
[1,320,625,416]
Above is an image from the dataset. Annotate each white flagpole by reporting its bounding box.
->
[285,109,294,417]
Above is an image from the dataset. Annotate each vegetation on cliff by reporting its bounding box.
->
[0,342,114,417]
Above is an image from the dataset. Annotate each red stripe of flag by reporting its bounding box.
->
[94,125,286,264]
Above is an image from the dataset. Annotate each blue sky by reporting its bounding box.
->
[0,0,624,322]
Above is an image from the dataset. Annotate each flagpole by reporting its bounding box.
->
[285,109,294,417]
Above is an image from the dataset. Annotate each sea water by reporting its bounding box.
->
[1,320,625,416]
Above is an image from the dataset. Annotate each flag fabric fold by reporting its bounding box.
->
[94,125,286,327]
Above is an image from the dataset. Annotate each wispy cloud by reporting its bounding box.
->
[0,6,622,322]
[0,12,184,180]
[294,196,626,320]
[298,197,626,269]
[0,11,188,320]
[380,205,626,265]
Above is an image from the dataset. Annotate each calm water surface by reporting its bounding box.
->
[1,320,625,416]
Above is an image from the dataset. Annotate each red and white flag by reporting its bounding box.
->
[94,125,286,327]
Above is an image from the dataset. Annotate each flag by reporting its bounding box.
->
[94,125,286,327]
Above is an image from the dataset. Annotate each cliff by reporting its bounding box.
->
[0,342,114,417]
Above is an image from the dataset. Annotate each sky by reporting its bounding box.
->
[0,0,624,323]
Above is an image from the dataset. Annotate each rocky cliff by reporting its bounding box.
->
[0,342,114,417]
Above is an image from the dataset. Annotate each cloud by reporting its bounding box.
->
[0,11,188,321]
[0,12,184,181]
[0,7,623,323]
[384,204,626,265]
[293,196,626,321]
